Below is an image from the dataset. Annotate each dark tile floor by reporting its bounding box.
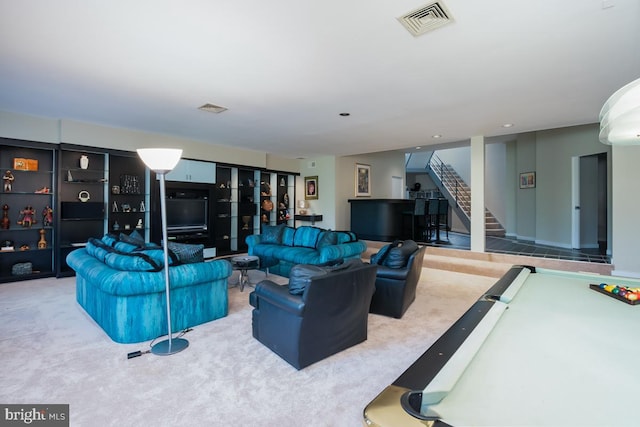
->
[419,231,611,264]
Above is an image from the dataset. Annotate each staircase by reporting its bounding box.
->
[427,154,505,237]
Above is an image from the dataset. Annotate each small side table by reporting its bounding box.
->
[230,255,260,292]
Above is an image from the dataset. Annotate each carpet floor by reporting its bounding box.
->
[0,267,496,427]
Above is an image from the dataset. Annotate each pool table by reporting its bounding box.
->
[363,266,640,427]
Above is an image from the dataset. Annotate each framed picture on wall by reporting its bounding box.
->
[519,171,536,189]
[304,176,318,200]
[355,163,371,197]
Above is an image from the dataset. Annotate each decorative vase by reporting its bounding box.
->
[80,155,89,170]
[242,216,251,230]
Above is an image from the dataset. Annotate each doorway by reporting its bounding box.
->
[571,153,608,253]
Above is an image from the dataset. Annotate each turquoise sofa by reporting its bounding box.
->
[67,235,232,344]
[246,225,367,278]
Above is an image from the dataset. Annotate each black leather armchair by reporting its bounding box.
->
[369,240,426,319]
[249,259,377,370]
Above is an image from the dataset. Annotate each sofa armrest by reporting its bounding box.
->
[318,240,367,263]
[251,280,305,316]
[246,234,263,252]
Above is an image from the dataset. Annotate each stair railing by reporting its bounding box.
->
[427,153,471,219]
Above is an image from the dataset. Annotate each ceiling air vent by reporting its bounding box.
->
[398,1,453,37]
[198,103,228,114]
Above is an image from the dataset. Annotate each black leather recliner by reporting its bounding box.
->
[369,240,426,319]
[249,259,378,370]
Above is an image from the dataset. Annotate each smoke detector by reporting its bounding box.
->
[398,1,454,37]
[198,103,228,114]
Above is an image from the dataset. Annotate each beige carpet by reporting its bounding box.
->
[0,267,495,427]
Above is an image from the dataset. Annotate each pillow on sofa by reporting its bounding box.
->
[261,224,285,244]
[335,230,358,244]
[120,230,145,247]
[371,240,401,265]
[288,264,328,295]
[167,241,204,264]
[384,240,419,269]
[316,230,338,248]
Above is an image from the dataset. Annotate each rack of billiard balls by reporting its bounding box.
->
[589,283,640,305]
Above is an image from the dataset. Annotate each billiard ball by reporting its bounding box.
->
[627,293,638,301]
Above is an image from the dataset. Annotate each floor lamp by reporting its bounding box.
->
[137,148,188,356]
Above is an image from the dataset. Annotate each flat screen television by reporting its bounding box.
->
[165,198,208,233]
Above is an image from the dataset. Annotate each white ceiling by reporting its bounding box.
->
[0,0,638,159]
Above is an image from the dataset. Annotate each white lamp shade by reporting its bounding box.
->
[599,78,640,145]
[136,148,183,173]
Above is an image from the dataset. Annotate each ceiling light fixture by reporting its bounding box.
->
[432,134,442,139]
[416,146,422,149]
[502,123,514,128]
[198,103,228,114]
[600,77,640,145]
[339,112,350,117]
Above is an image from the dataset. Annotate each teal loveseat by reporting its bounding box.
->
[67,234,232,344]
[246,225,367,278]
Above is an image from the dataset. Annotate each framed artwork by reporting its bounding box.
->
[519,171,536,189]
[355,163,371,197]
[304,176,318,200]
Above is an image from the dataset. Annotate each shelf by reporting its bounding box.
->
[0,247,53,255]
[0,226,53,232]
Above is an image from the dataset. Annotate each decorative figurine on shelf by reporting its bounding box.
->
[42,206,53,227]
[139,201,146,212]
[35,186,50,194]
[3,170,15,192]
[113,221,120,231]
[80,154,89,170]
[38,229,47,249]
[1,204,10,230]
[17,205,37,228]
[112,201,119,212]
[136,218,143,229]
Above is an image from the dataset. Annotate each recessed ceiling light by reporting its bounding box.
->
[502,123,514,128]
[339,112,350,117]
[432,134,442,139]
[416,146,422,149]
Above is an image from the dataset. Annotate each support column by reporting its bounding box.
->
[470,136,486,253]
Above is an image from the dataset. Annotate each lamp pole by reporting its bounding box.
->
[137,148,188,356]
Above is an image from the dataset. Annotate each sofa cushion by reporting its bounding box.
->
[281,226,296,246]
[293,226,323,248]
[288,264,328,295]
[384,240,419,269]
[261,223,285,245]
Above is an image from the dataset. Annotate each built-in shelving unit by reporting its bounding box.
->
[57,145,107,277]
[237,168,259,252]
[108,153,149,239]
[0,138,299,282]
[214,165,232,256]
[0,138,56,282]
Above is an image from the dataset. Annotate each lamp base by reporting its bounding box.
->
[151,337,189,356]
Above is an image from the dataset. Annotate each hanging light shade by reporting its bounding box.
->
[599,78,640,145]
[136,148,183,173]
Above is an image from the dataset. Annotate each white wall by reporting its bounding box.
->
[611,145,640,278]
[0,111,299,173]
